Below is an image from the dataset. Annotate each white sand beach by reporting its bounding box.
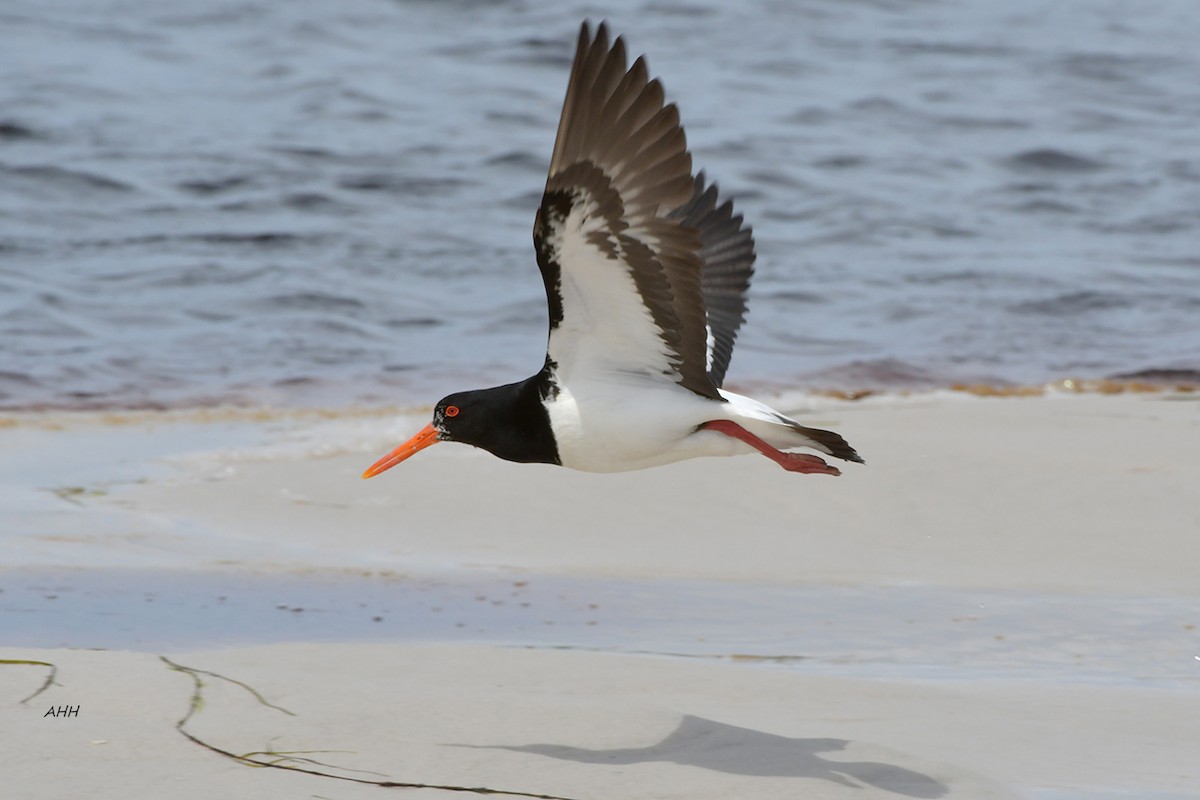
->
[3,391,1199,799]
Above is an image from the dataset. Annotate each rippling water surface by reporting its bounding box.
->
[2,0,1198,409]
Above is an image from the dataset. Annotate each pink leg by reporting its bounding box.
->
[700,420,841,476]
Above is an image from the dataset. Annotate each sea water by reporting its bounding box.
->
[2,0,1198,410]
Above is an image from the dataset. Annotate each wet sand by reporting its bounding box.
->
[3,391,1199,798]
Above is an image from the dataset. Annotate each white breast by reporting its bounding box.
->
[544,376,746,472]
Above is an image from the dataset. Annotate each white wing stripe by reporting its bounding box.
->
[545,199,676,385]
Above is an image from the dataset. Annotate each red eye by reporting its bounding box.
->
[444,405,460,417]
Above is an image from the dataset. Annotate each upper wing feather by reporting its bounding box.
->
[533,22,721,400]
[668,171,756,388]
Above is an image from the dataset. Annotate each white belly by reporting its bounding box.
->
[544,375,808,472]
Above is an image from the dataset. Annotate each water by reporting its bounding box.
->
[2,0,1198,410]
[5,569,1196,690]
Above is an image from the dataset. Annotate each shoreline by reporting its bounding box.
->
[2,373,1197,421]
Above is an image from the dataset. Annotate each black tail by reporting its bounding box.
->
[791,422,864,464]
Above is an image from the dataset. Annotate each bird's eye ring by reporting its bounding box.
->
[444,405,460,418]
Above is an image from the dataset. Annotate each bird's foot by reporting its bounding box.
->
[699,420,841,476]
[775,451,841,475]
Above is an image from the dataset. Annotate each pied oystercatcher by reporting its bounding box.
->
[364,21,862,478]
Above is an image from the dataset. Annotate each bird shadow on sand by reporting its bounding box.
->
[457,714,948,798]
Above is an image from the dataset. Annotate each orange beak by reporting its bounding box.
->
[361,423,440,479]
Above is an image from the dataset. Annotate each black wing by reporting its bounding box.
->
[668,171,755,388]
[532,22,721,400]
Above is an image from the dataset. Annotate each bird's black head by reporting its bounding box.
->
[431,382,559,465]
[429,390,487,445]
[362,376,560,479]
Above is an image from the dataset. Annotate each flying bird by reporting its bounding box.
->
[364,21,861,478]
